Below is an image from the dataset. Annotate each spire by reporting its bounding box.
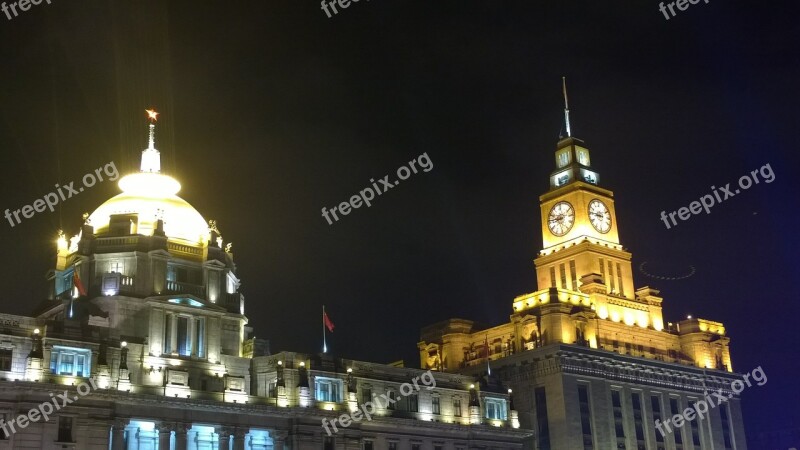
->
[562,77,572,137]
[141,109,161,173]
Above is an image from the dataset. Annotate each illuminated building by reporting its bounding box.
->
[0,112,529,450]
[418,124,748,449]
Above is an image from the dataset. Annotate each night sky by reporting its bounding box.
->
[1,0,798,443]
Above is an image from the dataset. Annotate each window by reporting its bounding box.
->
[670,398,683,449]
[363,441,374,450]
[651,395,664,444]
[720,404,733,450]
[164,314,204,357]
[688,401,701,446]
[323,436,335,450]
[315,377,343,402]
[558,150,569,167]
[453,398,462,416]
[0,412,9,439]
[388,443,397,450]
[616,263,624,295]
[484,398,507,420]
[57,416,74,442]
[195,317,206,358]
[611,391,625,448]
[578,386,593,449]
[550,267,556,288]
[569,260,578,291]
[387,391,396,410]
[177,316,189,356]
[535,387,551,450]
[412,444,421,450]
[608,260,615,292]
[432,396,440,414]
[362,388,372,405]
[560,264,567,289]
[408,394,419,412]
[0,349,11,371]
[49,346,91,377]
[164,314,172,354]
[631,393,646,450]
[434,446,443,450]
[268,381,277,398]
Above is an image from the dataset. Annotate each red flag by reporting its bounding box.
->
[323,311,335,332]
[73,270,87,297]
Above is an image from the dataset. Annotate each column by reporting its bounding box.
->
[272,430,289,450]
[111,419,128,450]
[174,423,188,450]
[217,426,233,450]
[157,423,173,450]
[232,428,248,450]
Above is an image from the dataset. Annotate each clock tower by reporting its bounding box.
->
[534,135,635,298]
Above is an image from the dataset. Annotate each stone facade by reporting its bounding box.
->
[0,113,531,450]
[418,136,748,449]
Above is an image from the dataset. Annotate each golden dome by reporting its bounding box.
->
[87,112,209,245]
[88,172,209,245]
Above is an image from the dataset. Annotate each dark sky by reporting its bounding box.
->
[1,0,798,442]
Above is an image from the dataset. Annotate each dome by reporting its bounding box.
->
[87,112,210,245]
[87,179,209,245]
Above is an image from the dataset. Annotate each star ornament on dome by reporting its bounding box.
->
[146,109,159,122]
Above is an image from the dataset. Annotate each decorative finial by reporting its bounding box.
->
[562,77,572,138]
[82,212,90,224]
[208,220,219,234]
[140,109,161,173]
[225,243,232,253]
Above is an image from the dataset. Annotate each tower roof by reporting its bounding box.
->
[87,110,210,245]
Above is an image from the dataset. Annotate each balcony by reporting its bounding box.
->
[165,280,206,298]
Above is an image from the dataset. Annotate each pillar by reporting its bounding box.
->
[174,423,188,450]
[233,428,248,450]
[217,426,233,450]
[273,430,289,450]
[111,419,128,450]
[157,423,173,450]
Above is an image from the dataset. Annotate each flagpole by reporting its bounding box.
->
[323,305,327,353]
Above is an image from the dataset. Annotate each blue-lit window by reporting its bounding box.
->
[49,346,91,377]
[315,377,343,402]
[484,398,507,420]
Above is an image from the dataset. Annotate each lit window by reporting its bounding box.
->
[49,346,91,377]
[315,377,343,402]
[432,396,440,414]
[484,398,507,420]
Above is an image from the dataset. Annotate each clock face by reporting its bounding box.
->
[588,199,612,233]
[548,201,575,236]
